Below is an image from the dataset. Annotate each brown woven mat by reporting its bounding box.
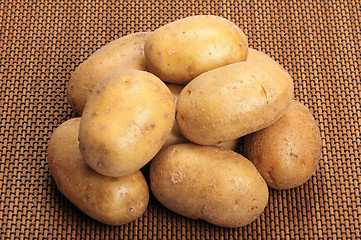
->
[1,1,360,239]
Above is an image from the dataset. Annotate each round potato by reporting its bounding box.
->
[47,118,149,225]
[67,32,151,115]
[244,101,322,189]
[163,83,238,150]
[150,143,269,228]
[176,61,294,145]
[247,48,284,70]
[145,15,248,84]
[79,69,175,177]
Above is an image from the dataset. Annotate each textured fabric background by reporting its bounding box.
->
[1,1,360,239]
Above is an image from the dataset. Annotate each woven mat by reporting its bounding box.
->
[1,1,360,239]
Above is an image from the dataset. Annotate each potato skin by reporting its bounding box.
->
[244,101,322,189]
[247,48,284,70]
[47,118,149,225]
[150,143,269,228]
[67,32,151,115]
[163,83,238,150]
[79,69,175,177]
[162,84,189,148]
[145,15,248,84]
[176,61,294,145]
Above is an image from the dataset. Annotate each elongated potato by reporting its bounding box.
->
[150,143,269,228]
[163,83,238,150]
[145,15,248,84]
[176,61,294,145]
[67,32,151,115]
[247,48,284,70]
[244,101,322,189]
[47,118,149,225]
[79,69,175,177]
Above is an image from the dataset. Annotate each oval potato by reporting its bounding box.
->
[79,69,175,177]
[176,61,294,145]
[150,143,269,228]
[145,15,248,84]
[68,32,151,115]
[47,118,149,225]
[163,83,238,150]
[244,100,322,189]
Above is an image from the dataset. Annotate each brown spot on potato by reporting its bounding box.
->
[161,134,167,141]
[150,124,155,129]
[290,152,298,160]
[164,113,169,118]
[84,194,90,201]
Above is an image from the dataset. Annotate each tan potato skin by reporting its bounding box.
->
[162,84,189,148]
[67,32,151,115]
[244,100,322,190]
[47,118,149,225]
[145,15,248,84]
[79,69,175,177]
[247,48,284,70]
[163,83,238,150]
[176,61,294,145]
[150,143,269,228]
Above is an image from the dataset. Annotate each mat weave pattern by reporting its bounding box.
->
[1,1,360,239]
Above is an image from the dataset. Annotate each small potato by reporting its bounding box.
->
[79,69,175,177]
[176,61,294,145]
[150,143,269,228]
[67,32,151,115]
[47,118,149,225]
[163,83,238,150]
[145,15,248,84]
[244,101,322,190]
[247,48,284,70]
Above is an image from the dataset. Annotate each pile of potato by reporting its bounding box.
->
[47,15,322,228]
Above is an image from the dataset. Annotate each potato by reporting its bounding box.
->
[150,143,269,228]
[67,32,151,115]
[244,101,322,189]
[162,84,189,148]
[163,83,238,150]
[145,15,248,84]
[217,140,238,151]
[79,69,175,177]
[176,61,294,145]
[47,118,149,225]
[247,48,284,70]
